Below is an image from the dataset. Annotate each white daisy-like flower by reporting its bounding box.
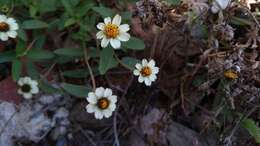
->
[86,87,117,119]
[96,14,130,49]
[17,77,39,99]
[211,0,231,14]
[0,14,18,41]
[133,59,159,86]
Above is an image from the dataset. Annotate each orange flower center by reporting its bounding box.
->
[224,70,238,80]
[0,22,9,32]
[104,24,119,38]
[97,98,110,109]
[141,66,152,77]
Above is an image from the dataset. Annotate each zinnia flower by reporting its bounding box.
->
[17,77,39,99]
[96,14,130,49]
[0,14,18,41]
[86,87,117,119]
[133,59,159,86]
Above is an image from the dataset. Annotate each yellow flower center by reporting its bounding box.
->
[97,98,110,109]
[224,70,238,80]
[0,22,9,32]
[141,66,152,77]
[104,23,119,38]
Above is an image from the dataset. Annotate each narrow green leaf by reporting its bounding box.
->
[15,39,26,56]
[123,37,145,50]
[17,28,28,41]
[26,61,39,79]
[39,80,62,94]
[62,69,89,78]
[61,0,73,15]
[99,47,118,74]
[122,57,140,70]
[64,18,77,27]
[92,6,114,17]
[0,51,16,63]
[12,59,22,81]
[27,49,54,60]
[242,118,260,143]
[230,16,253,26]
[61,83,91,97]
[22,20,48,29]
[54,48,84,57]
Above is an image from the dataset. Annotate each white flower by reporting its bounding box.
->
[211,0,231,14]
[0,14,18,41]
[17,77,39,99]
[133,59,159,86]
[86,87,117,119]
[96,14,130,49]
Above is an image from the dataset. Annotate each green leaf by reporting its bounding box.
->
[54,48,84,57]
[99,47,118,74]
[123,37,145,50]
[27,49,54,60]
[92,6,114,17]
[26,61,39,79]
[17,28,28,41]
[122,57,140,70]
[62,69,89,78]
[230,16,253,26]
[61,83,91,97]
[242,117,260,143]
[12,59,22,81]
[166,0,181,5]
[64,18,77,27]
[0,51,16,63]
[61,0,73,15]
[15,39,27,56]
[22,20,48,29]
[39,80,62,94]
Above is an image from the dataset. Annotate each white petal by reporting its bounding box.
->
[138,76,144,83]
[23,93,32,99]
[30,86,39,94]
[97,23,105,30]
[0,15,7,22]
[152,67,159,74]
[133,69,140,76]
[135,63,142,70]
[110,39,121,49]
[211,5,220,13]
[142,59,148,66]
[96,31,104,39]
[103,109,113,118]
[94,110,103,119]
[119,24,130,32]
[7,31,17,38]
[216,0,230,9]
[7,18,18,30]
[149,74,157,81]
[109,103,116,111]
[86,104,96,113]
[23,77,31,83]
[104,88,112,97]
[18,78,25,86]
[0,33,8,41]
[112,14,121,26]
[144,78,152,86]
[18,89,23,94]
[87,92,97,104]
[108,95,117,103]
[95,87,105,98]
[104,17,111,24]
[30,80,38,86]
[148,59,155,67]
[117,32,130,42]
[101,37,109,48]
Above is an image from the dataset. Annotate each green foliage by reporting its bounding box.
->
[123,37,145,50]
[22,20,49,29]
[122,57,140,70]
[242,117,260,143]
[99,47,118,74]
[61,83,91,97]
[12,59,22,81]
